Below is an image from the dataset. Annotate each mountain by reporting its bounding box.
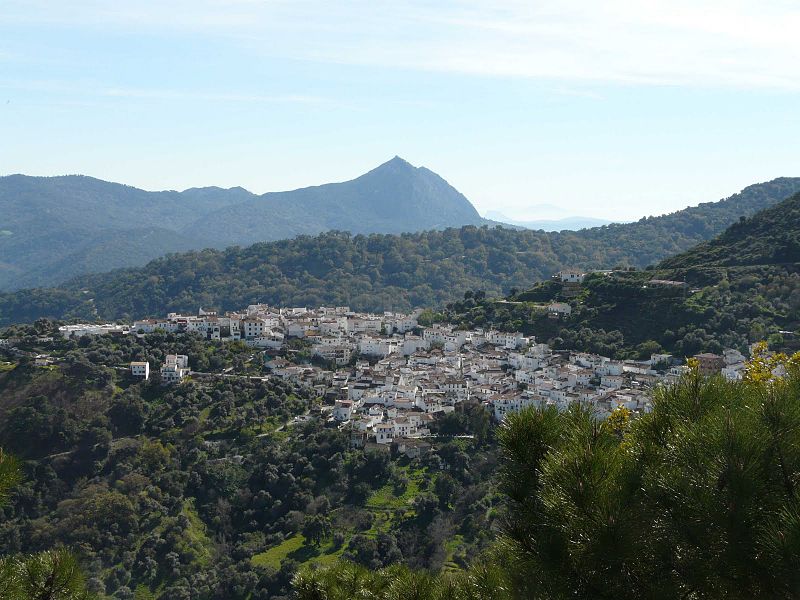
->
[446,191,800,359]
[658,191,800,269]
[0,174,239,290]
[484,210,614,231]
[186,156,485,247]
[1,177,800,328]
[0,157,485,290]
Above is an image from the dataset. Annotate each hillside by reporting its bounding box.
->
[446,192,800,359]
[0,177,799,326]
[570,177,800,267]
[0,327,497,598]
[0,175,244,290]
[659,191,800,268]
[2,167,799,293]
[186,157,485,247]
[0,158,484,290]
[0,177,798,327]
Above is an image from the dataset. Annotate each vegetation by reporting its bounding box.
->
[446,192,800,359]
[2,178,799,326]
[1,448,92,599]
[660,190,800,269]
[3,182,800,598]
[295,362,800,599]
[446,264,800,359]
[0,328,499,599]
[0,158,483,291]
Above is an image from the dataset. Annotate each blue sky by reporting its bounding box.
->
[2,0,799,221]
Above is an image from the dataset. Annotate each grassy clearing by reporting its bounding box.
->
[251,534,306,570]
[134,585,156,600]
[366,465,428,511]
[251,533,346,571]
[443,534,465,572]
[181,499,213,566]
[309,544,345,567]
[251,466,433,571]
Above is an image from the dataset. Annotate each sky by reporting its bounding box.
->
[1,0,799,222]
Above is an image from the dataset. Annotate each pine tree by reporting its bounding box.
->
[293,363,800,599]
[0,448,93,600]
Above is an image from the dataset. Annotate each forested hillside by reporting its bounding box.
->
[568,176,800,265]
[446,192,800,359]
[296,361,800,599]
[2,177,800,327]
[659,190,800,268]
[0,325,496,599]
[0,158,484,291]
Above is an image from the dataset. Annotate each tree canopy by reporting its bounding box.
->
[295,362,800,599]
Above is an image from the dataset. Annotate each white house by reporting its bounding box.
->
[161,354,190,384]
[548,303,572,317]
[359,337,399,357]
[314,344,353,366]
[376,422,394,444]
[242,318,269,339]
[558,270,585,284]
[130,361,150,380]
[402,336,431,356]
[485,330,526,349]
[332,400,354,422]
[601,374,624,389]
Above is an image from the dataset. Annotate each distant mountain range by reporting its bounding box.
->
[4,157,798,295]
[484,211,614,231]
[1,176,799,327]
[0,157,485,290]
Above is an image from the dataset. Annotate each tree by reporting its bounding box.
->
[302,515,332,547]
[496,365,800,599]
[0,448,93,600]
[433,474,458,510]
[293,561,509,600]
[293,365,800,599]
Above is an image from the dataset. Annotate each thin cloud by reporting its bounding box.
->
[101,87,326,104]
[2,0,800,89]
[0,79,328,105]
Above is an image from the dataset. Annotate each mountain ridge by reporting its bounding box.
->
[2,176,800,327]
[184,156,485,247]
[659,191,800,269]
[1,171,800,325]
[0,157,486,290]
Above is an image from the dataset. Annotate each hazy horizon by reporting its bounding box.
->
[3,157,777,225]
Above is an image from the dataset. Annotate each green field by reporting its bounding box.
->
[250,465,433,571]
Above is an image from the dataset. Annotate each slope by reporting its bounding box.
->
[0,158,485,290]
[182,156,485,246]
[1,178,800,326]
[0,175,247,289]
[659,191,800,268]
[447,192,800,359]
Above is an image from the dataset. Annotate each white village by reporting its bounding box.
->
[56,279,750,456]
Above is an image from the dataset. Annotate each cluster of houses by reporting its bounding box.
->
[54,295,758,453]
[117,303,700,451]
[58,323,128,338]
[130,354,190,383]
